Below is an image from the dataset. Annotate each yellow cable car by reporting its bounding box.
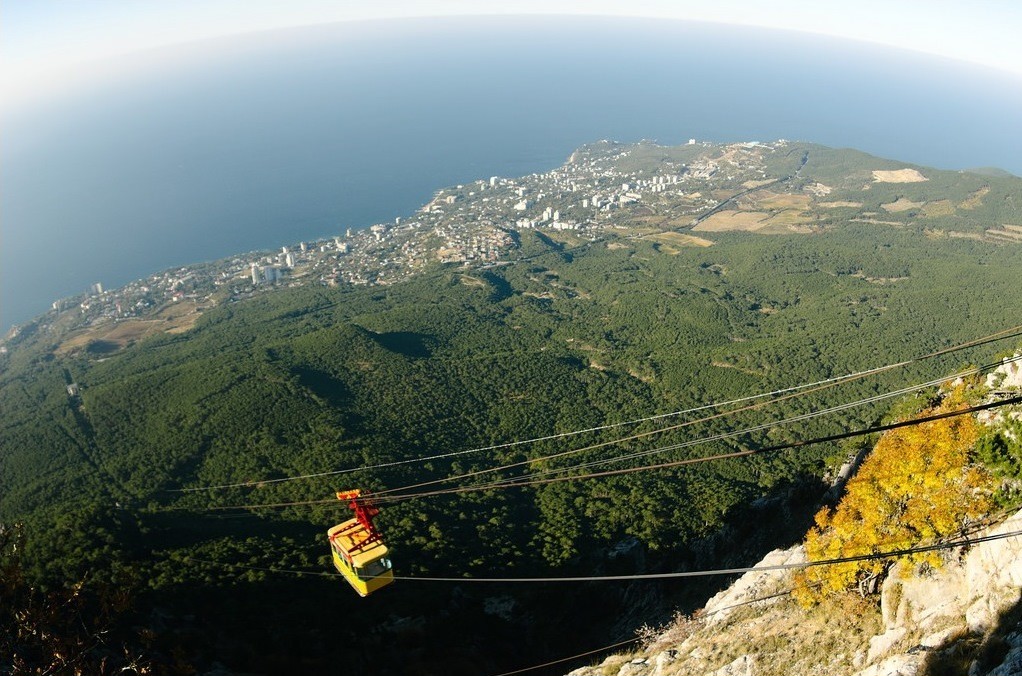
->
[327,489,394,596]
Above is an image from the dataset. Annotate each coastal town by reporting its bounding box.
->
[3,139,798,352]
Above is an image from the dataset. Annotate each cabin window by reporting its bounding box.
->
[359,557,392,579]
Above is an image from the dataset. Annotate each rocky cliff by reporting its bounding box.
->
[569,511,1022,676]
[570,356,1022,676]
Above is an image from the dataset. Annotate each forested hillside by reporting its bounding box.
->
[2,142,1021,674]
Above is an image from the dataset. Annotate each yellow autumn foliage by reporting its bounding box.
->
[794,389,994,605]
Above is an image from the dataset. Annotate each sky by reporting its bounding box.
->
[2,0,1021,105]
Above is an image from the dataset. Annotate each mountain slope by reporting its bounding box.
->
[569,358,1022,676]
[2,141,1021,674]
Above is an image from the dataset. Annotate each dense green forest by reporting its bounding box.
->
[2,144,1022,675]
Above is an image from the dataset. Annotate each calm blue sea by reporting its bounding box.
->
[3,16,1021,331]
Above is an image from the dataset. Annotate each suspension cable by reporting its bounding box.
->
[459,358,1019,491]
[173,325,1022,494]
[200,394,1022,510]
[179,528,1021,583]
[389,528,1022,583]
[369,394,1022,504]
[366,352,1021,502]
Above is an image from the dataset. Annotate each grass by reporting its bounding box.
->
[643,232,715,248]
[625,591,885,676]
[882,197,926,213]
[693,211,771,232]
[748,192,812,211]
[54,300,203,356]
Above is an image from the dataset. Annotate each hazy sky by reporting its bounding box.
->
[3,0,1021,104]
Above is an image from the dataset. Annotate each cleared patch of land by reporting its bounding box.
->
[758,210,817,233]
[872,168,928,183]
[541,231,587,247]
[458,275,486,287]
[921,200,956,218]
[756,224,807,235]
[693,211,771,232]
[959,186,990,209]
[851,272,908,284]
[882,197,925,213]
[818,201,863,208]
[937,230,984,242]
[747,192,812,211]
[852,218,905,227]
[55,301,203,356]
[644,231,714,248]
[985,224,1022,243]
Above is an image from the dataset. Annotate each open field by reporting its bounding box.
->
[693,211,771,232]
[747,192,812,211]
[644,231,715,248]
[985,224,1022,242]
[851,218,906,227]
[882,197,925,213]
[818,201,863,208]
[757,210,818,233]
[54,301,203,356]
[921,200,956,218]
[803,182,832,197]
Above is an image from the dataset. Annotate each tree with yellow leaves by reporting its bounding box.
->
[794,387,994,605]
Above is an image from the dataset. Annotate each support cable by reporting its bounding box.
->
[367,356,1020,502]
[178,528,1022,583]
[201,394,1022,510]
[389,528,1022,583]
[368,394,1022,504]
[173,325,1022,494]
[463,358,1020,491]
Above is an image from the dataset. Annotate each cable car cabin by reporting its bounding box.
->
[328,490,394,596]
[327,519,393,596]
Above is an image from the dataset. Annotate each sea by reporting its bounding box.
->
[3,16,1022,331]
